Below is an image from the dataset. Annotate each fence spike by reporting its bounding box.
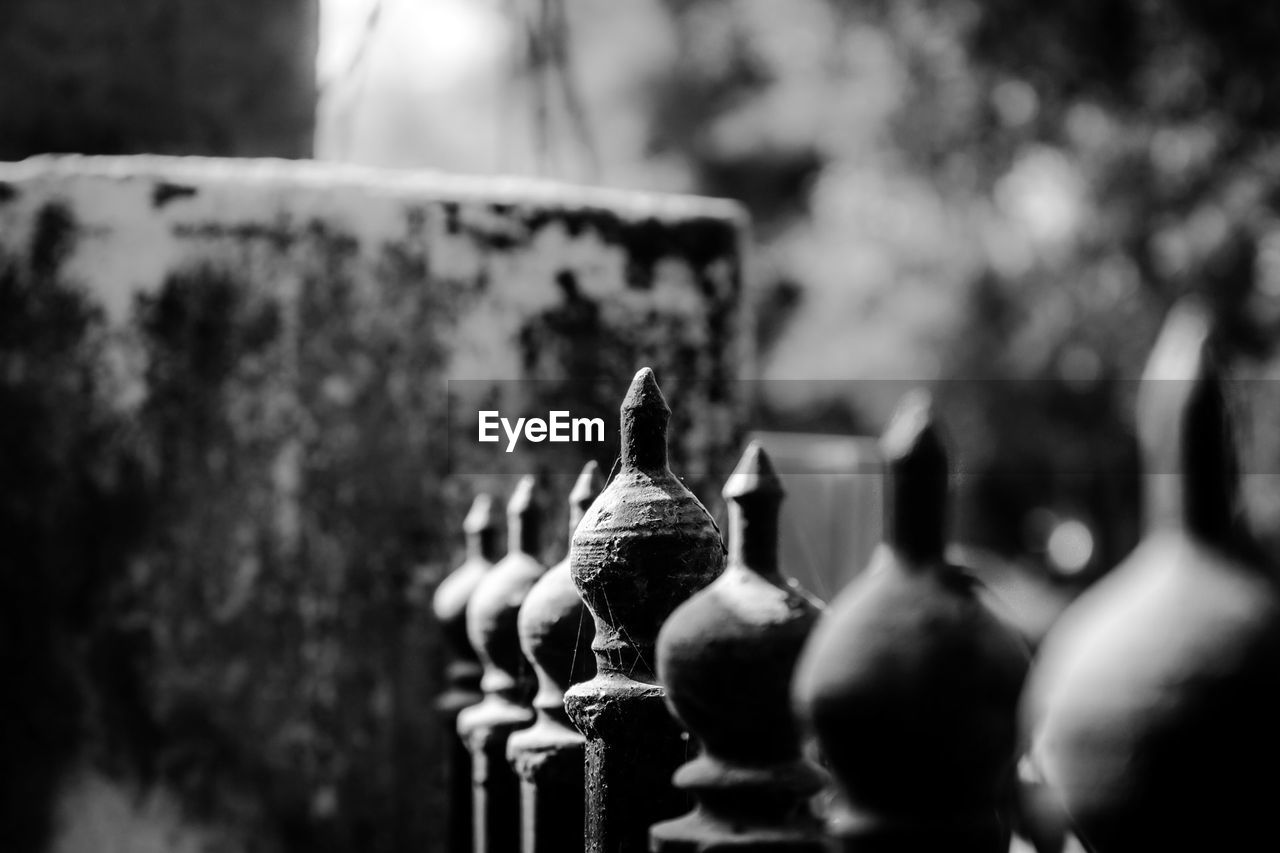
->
[564,368,726,853]
[792,394,1030,853]
[507,461,605,853]
[881,389,947,562]
[458,475,546,853]
[433,493,501,853]
[651,441,827,852]
[1024,300,1280,851]
[1136,300,1238,541]
[436,496,503,702]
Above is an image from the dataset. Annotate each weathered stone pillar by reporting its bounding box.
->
[0,155,747,853]
[651,442,826,853]
[433,494,501,853]
[507,461,605,853]
[565,368,726,853]
[792,392,1030,853]
[458,476,545,853]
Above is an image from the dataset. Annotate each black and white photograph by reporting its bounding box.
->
[4,2,1280,852]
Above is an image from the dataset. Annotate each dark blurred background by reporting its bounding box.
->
[7,1,1280,851]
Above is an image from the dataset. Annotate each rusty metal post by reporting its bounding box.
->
[433,494,501,853]
[507,461,605,853]
[651,442,826,853]
[565,368,726,853]
[1025,302,1280,852]
[458,476,546,853]
[792,392,1030,853]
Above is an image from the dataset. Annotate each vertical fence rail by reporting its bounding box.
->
[457,476,545,853]
[564,369,726,853]
[507,461,605,853]
[432,495,500,853]
[1025,302,1280,851]
[792,392,1030,853]
[651,441,826,853]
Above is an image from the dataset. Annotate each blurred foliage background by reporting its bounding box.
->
[320,0,1280,569]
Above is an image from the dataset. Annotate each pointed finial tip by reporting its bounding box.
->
[1137,300,1220,444]
[1142,299,1214,385]
[570,460,605,505]
[1137,301,1236,514]
[622,366,670,415]
[881,389,941,463]
[723,441,785,501]
[508,474,539,517]
[463,493,496,533]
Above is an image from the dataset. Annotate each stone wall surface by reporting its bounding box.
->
[0,155,749,853]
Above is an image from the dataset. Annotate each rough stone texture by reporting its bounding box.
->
[0,0,317,159]
[0,155,748,853]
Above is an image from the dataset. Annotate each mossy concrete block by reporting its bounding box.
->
[0,155,748,853]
